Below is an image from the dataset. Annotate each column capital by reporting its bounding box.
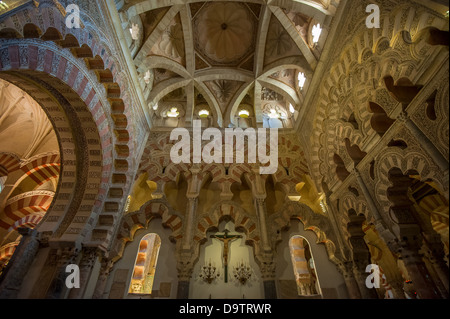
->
[17,227,36,237]
[186,195,199,202]
[56,246,81,268]
[177,259,195,281]
[99,258,115,276]
[177,250,196,281]
[255,197,266,205]
[189,165,202,175]
[256,253,276,280]
[260,260,276,280]
[79,247,100,269]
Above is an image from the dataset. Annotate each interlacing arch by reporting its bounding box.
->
[155,162,192,183]
[193,201,261,254]
[112,199,183,262]
[324,84,373,140]
[318,117,366,171]
[373,148,448,221]
[409,68,450,161]
[137,126,310,190]
[309,3,448,189]
[312,65,417,187]
[268,201,342,265]
[339,193,372,240]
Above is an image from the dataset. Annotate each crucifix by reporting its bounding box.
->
[210,229,242,283]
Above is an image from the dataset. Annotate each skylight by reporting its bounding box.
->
[312,24,322,44]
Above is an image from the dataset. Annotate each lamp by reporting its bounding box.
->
[239,110,249,118]
[289,104,295,114]
[167,107,179,118]
[312,24,322,44]
[199,260,220,284]
[298,72,306,89]
[319,200,327,213]
[233,260,252,285]
[198,109,209,118]
[129,23,139,40]
[268,109,279,119]
[144,70,152,84]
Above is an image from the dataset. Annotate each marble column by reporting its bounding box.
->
[177,280,190,299]
[254,199,277,298]
[182,197,198,251]
[352,261,379,299]
[176,257,194,299]
[354,169,383,222]
[254,198,271,252]
[92,259,114,299]
[0,228,40,299]
[324,192,349,251]
[263,280,277,299]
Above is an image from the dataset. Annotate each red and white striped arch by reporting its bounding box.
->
[22,164,60,186]
[0,191,54,230]
[8,212,45,232]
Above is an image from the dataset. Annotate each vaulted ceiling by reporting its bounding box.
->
[117,0,340,128]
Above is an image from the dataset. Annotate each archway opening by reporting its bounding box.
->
[128,233,162,295]
[289,235,321,296]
